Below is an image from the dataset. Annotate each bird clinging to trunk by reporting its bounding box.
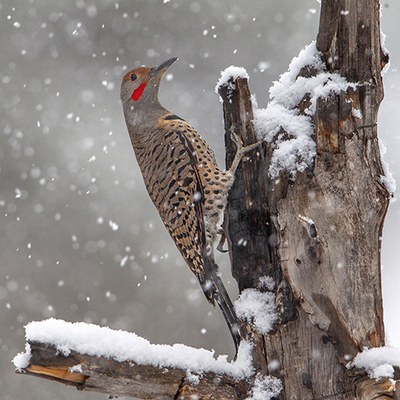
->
[120,57,259,352]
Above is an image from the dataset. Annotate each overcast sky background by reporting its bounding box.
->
[0,1,399,399]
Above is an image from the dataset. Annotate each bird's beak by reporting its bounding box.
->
[151,57,178,78]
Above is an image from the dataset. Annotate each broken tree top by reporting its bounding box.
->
[13,318,254,379]
[214,41,396,187]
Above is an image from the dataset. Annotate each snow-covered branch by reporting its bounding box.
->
[18,341,245,399]
[12,319,283,400]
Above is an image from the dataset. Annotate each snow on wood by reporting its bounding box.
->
[13,343,31,371]
[253,41,356,179]
[380,30,390,76]
[379,139,396,195]
[214,43,358,180]
[215,66,249,92]
[245,373,282,400]
[350,346,400,379]
[215,66,250,99]
[12,318,254,379]
[234,277,277,334]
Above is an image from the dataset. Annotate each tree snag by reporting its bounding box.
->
[220,0,393,399]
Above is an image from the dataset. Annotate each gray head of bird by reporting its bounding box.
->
[120,57,178,108]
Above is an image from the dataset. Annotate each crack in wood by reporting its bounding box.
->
[173,376,187,400]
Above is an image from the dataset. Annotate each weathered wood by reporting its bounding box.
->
[20,341,248,400]
[220,0,392,399]
[219,78,270,290]
[219,79,297,326]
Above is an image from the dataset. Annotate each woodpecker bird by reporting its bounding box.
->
[120,58,259,351]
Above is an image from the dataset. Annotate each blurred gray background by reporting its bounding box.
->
[0,1,398,399]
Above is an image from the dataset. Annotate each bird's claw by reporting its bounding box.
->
[217,228,229,253]
[228,133,262,176]
[230,132,243,150]
[231,132,262,156]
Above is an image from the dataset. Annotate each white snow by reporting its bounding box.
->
[254,41,356,178]
[69,364,83,373]
[380,166,396,195]
[13,318,254,379]
[214,43,357,179]
[109,220,119,231]
[234,277,277,334]
[246,373,282,400]
[258,276,275,291]
[12,343,31,371]
[120,255,128,267]
[186,371,200,384]
[350,346,400,379]
[351,107,362,119]
[379,139,396,195]
[380,30,390,76]
[215,66,249,95]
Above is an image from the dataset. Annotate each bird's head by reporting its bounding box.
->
[120,57,178,106]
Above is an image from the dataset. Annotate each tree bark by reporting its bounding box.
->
[220,0,392,399]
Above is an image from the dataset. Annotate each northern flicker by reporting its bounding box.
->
[120,58,259,351]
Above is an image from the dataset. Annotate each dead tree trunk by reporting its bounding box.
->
[220,0,392,399]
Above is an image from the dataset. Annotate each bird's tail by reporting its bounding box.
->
[202,255,241,352]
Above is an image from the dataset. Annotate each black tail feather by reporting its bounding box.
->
[202,255,241,352]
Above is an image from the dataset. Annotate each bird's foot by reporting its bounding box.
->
[231,132,262,156]
[230,132,242,149]
[229,132,262,175]
[217,228,228,253]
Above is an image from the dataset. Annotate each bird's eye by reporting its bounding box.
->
[130,73,137,81]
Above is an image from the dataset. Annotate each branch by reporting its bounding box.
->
[13,319,252,399]
[19,342,246,400]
